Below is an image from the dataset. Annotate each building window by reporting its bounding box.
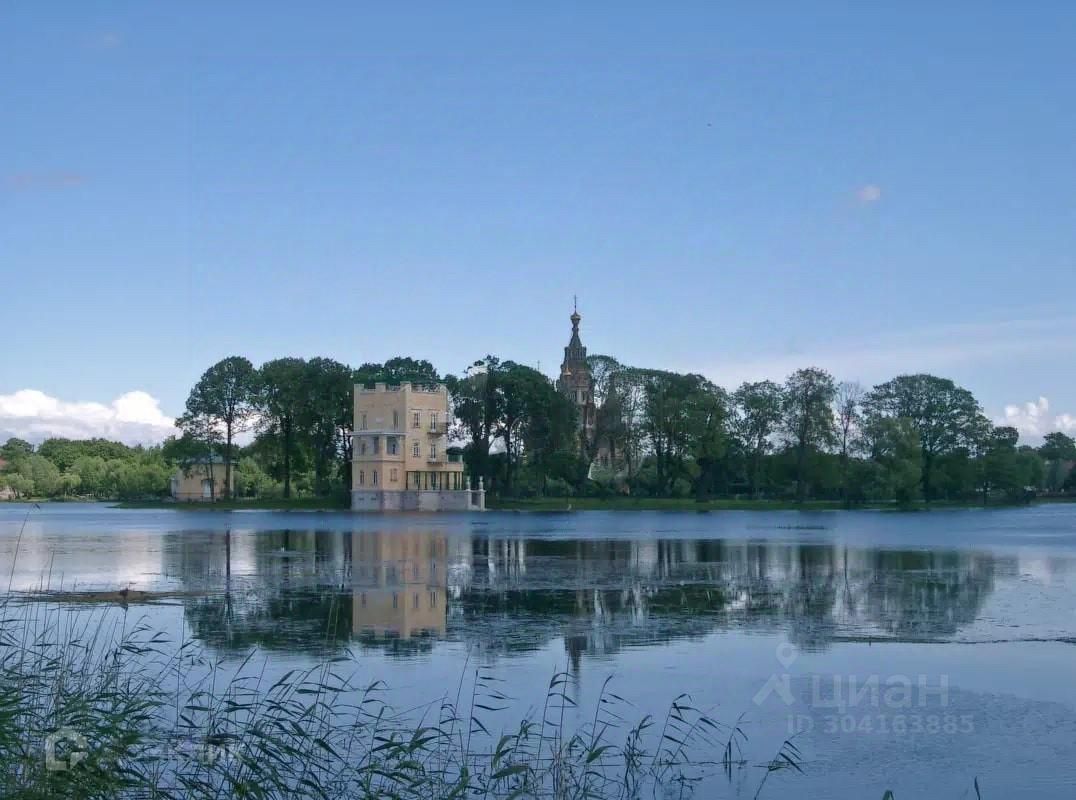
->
[359,440,367,455]
[413,593,419,609]
[429,412,438,431]
[373,437,380,454]
[429,443,437,460]
[392,410,399,429]
[412,440,420,458]
[388,437,398,455]
[392,593,398,609]
[372,470,378,486]
[390,468,398,482]
[361,593,366,608]
[360,413,367,430]
[358,470,365,486]
[412,411,420,428]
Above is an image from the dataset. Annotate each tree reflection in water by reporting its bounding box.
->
[166,528,1003,661]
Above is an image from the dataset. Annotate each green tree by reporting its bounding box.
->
[835,381,864,502]
[1,437,33,467]
[978,426,1022,503]
[234,456,280,498]
[1039,431,1076,461]
[257,357,309,498]
[37,437,132,471]
[1039,432,1076,490]
[866,417,922,505]
[639,371,725,495]
[863,374,991,502]
[182,356,258,498]
[24,454,62,497]
[301,357,353,495]
[733,380,784,498]
[70,455,108,497]
[781,367,837,503]
[448,357,503,489]
[356,356,440,387]
[59,471,82,497]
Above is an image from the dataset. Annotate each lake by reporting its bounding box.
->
[3,502,1076,798]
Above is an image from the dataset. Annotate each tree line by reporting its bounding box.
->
[3,352,1076,505]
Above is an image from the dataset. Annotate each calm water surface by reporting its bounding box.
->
[3,503,1076,798]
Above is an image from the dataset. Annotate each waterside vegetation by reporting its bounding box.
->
[4,354,1076,509]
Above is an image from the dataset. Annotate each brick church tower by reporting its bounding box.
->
[555,300,596,442]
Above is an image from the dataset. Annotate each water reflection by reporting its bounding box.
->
[158,528,1008,661]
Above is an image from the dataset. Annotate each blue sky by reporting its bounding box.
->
[3,2,1075,443]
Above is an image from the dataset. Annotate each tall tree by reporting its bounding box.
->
[182,356,258,498]
[835,381,865,502]
[781,367,837,503]
[1039,431,1076,462]
[865,417,922,505]
[257,357,309,498]
[733,380,784,498]
[447,357,503,489]
[301,357,353,495]
[495,362,552,494]
[863,374,990,502]
[640,370,723,495]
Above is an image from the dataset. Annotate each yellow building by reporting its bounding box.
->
[170,457,234,502]
[351,382,484,511]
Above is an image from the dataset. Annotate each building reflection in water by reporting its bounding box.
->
[158,527,1033,662]
[350,531,447,640]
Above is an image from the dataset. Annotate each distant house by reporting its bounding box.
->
[170,456,235,502]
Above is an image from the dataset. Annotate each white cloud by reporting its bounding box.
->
[0,389,177,446]
[997,396,1076,440]
[856,184,882,205]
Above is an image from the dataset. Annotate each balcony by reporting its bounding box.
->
[428,452,463,464]
[426,422,450,435]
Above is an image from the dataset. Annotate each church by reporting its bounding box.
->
[554,302,615,475]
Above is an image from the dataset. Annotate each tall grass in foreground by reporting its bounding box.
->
[1,590,773,800]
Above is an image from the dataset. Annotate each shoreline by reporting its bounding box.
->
[90,496,1076,512]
